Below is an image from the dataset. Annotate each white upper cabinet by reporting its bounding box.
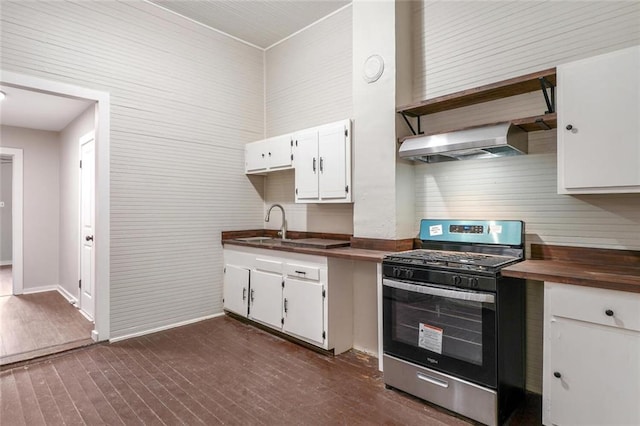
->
[293,129,319,200]
[557,46,640,194]
[245,134,293,174]
[294,119,352,203]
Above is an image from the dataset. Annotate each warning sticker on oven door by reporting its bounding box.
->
[418,323,443,354]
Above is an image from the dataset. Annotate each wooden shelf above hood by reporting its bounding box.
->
[397,68,557,117]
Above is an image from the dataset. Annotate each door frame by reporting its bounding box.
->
[0,70,111,341]
[78,131,96,319]
[0,147,23,295]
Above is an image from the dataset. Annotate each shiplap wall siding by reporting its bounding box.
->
[263,6,354,234]
[414,1,640,101]
[1,1,265,338]
[412,1,640,394]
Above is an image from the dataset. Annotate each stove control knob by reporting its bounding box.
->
[470,278,479,288]
[453,275,462,286]
[392,267,400,277]
[406,269,414,279]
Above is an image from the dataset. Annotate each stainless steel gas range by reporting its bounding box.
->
[382,219,526,426]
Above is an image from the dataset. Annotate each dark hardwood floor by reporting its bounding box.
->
[0,316,541,425]
[0,290,94,365]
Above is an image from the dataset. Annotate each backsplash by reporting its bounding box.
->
[263,170,354,235]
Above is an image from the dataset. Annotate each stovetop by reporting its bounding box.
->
[385,249,520,271]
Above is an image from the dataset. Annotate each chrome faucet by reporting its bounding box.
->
[265,204,287,239]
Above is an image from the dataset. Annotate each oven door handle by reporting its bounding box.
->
[382,279,495,304]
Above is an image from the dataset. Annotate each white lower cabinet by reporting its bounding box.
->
[249,269,283,330]
[543,282,640,426]
[223,247,353,354]
[283,276,324,346]
[222,264,250,317]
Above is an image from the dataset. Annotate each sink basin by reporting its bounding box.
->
[234,237,274,243]
[233,237,291,245]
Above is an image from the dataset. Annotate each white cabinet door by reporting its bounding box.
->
[294,129,319,201]
[223,264,249,317]
[267,134,293,170]
[283,277,324,346]
[545,317,640,426]
[318,121,349,200]
[249,270,283,330]
[245,140,268,173]
[558,46,640,193]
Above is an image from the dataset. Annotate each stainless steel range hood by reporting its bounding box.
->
[399,122,528,163]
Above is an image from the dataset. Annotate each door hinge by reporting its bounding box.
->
[290,139,293,147]
[79,160,82,168]
[78,279,82,289]
[344,129,348,137]
[291,154,293,161]
[295,188,298,195]
[322,331,326,340]
[223,267,226,273]
[322,289,326,298]
[281,317,284,325]
[345,185,349,193]
[282,280,285,288]
[295,140,298,147]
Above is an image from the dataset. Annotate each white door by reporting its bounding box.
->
[223,264,250,317]
[546,317,640,425]
[79,133,96,319]
[559,46,640,189]
[245,140,267,173]
[294,130,319,201]
[318,122,348,200]
[267,135,293,170]
[283,277,324,346]
[249,270,283,329]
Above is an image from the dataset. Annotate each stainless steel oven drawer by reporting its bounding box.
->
[383,354,497,426]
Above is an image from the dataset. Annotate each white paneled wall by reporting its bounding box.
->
[412,1,640,394]
[414,1,640,101]
[1,1,265,338]
[263,170,354,234]
[264,6,354,234]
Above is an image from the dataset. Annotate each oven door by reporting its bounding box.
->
[383,278,497,388]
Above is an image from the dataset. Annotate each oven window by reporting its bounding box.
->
[390,289,491,366]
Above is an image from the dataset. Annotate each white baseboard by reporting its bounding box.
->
[21,285,58,295]
[56,285,78,305]
[109,312,225,343]
[0,260,12,266]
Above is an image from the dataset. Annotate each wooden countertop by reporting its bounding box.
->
[502,244,640,293]
[222,240,390,262]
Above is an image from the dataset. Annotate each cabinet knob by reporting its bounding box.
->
[605,309,614,317]
[553,372,562,379]
[268,152,271,157]
[261,153,265,158]
[565,124,573,131]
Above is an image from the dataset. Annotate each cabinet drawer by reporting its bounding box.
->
[284,263,320,281]
[546,282,640,332]
[255,258,283,274]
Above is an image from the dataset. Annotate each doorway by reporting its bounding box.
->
[0,71,110,365]
[0,147,23,297]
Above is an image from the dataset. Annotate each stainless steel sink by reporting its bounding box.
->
[234,237,274,243]
[233,237,292,245]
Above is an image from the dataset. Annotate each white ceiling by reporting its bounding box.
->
[0,85,94,132]
[149,0,351,49]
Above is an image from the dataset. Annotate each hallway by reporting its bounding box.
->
[0,266,11,296]
[0,290,94,366]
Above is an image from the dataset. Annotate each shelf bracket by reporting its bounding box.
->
[539,76,555,114]
[400,112,423,136]
[535,118,551,131]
